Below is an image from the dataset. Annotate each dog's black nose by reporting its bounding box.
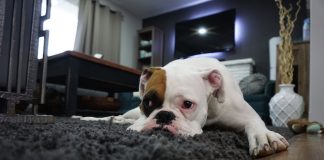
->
[154,111,176,125]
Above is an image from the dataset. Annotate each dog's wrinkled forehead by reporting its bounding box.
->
[140,68,166,116]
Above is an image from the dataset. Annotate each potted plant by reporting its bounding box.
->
[269,0,304,127]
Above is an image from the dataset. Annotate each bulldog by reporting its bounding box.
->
[77,57,289,157]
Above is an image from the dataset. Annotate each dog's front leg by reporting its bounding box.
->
[72,107,141,124]
[245,119,289,157]
[215,100,289,158]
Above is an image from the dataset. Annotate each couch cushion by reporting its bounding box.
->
[239,73,267,96]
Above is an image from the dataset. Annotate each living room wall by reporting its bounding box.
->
[309,0,324,124]
[143,0,307,78]
[106,0,142,68]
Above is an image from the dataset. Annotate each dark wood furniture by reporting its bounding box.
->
[41,51,141,116]
[276,41,310,118]
[137,26,163,70]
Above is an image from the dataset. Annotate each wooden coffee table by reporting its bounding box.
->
[40,51,141,116]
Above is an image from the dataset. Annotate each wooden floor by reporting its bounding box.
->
[258,134,324,160]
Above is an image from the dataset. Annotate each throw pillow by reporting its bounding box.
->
[239,73,267,96]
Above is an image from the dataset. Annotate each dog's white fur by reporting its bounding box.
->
[75,58,288,157]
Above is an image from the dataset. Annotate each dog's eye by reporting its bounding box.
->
[143,99,153,107]
[182,100,193,109]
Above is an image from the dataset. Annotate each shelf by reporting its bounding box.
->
[137,26,163,69]
[138,56,151,64]
[139,28,153,40]
[139,45,152,51]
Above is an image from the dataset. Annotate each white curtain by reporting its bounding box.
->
[74,0,122,63]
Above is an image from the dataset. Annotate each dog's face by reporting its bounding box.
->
[128,66,224,136]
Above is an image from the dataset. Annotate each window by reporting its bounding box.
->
[38,0,79,58]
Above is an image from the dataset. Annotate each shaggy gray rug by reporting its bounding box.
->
[0,117,294,160]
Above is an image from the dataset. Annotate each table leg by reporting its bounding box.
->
[64,58,79,116]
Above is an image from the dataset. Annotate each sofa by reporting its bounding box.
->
[243,80,275,125]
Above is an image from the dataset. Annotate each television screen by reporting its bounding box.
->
[174,9,236,58]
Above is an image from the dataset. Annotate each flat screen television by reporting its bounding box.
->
[174,9,236,58]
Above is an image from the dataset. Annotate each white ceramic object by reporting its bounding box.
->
[269,36,281,80]
[269,84,304,127]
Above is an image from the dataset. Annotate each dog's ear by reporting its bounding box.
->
[139,68,153,99]
[201,69,225,103]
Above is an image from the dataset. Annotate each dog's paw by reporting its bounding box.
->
[72,115,135,124]
[71,115,82,119]
[112,115,136,124]
[248,130,289,158]
[73,116,112,121]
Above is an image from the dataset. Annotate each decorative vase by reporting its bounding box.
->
[269,84,304,127]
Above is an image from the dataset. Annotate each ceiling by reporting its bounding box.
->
[109,0,212,19]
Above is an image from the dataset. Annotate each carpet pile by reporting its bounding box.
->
[0,117,294,160]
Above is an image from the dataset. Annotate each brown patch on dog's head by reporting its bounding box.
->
[139,67,166,117]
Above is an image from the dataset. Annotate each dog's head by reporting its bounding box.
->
[129,66,225,136]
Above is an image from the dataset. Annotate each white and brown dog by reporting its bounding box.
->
[77,58,289,157]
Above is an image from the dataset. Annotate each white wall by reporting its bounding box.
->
[309,0,324,124]
[105,0,142,68]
